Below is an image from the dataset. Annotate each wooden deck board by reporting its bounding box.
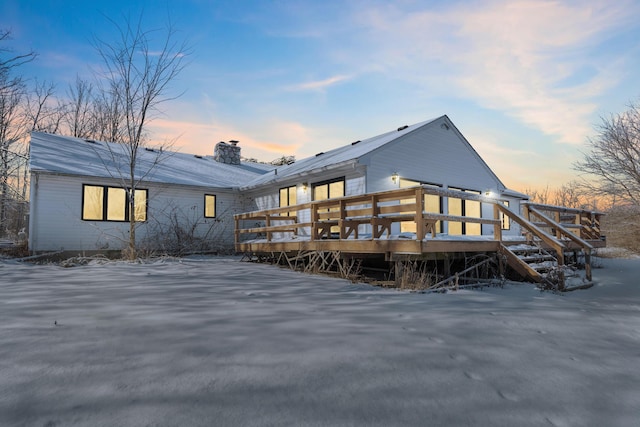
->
[236,238,502,255]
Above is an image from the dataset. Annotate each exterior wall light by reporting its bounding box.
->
[302,182,309,191]
[391,172,399,184]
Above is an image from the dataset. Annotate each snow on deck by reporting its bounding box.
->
[0,256,638,426]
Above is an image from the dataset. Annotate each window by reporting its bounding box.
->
[501,200,511,230]
[205,194,216,218]
[82,184,147,222]
[399,178,443,233]
[448,188,481,236]
[465,190,482,235]
[312,177,345,234]
[279,185,297,216]
[312,177,344,201]
[448,189,463,235]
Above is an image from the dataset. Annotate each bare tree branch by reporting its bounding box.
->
[574,100,640,207]
[92,14,189,259]
[0,29,37,237]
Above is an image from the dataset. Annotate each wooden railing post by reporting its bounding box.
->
[311,203,319,241]
[594,213,601,239]
[234,216,239,246]
[493,203,502,242]
[415,187,425,240]
[339,199,347,239]
[265,214,272,242]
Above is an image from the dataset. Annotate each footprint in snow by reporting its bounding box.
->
[449,353,468,362]
[464,371,482,380]
[497,390,519,401]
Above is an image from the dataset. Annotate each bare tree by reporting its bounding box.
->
[63,76,95,138]
[520,181,605,211]
[92,82,126,143]
[574,101,640,206]
[25,80,63,133]
[93,15,189,259]
[0,29,36,237]
[270,155,296,166]
[521,185,551,205]
[19,79,64,225]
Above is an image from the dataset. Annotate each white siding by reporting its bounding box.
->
[250,169,366,211]
[362,117,511,236]
[29,173,241,252]
[246,171,366,239]
[364,117,502,194]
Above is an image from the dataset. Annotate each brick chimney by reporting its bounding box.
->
[214,140,241,165]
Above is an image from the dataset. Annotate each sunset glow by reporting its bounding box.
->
[4,0,639,190]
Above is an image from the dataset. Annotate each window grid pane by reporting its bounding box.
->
[288,187,296,206]
[205,195,216,218]
[502,201,511,230]
[134,189,147,221]
[106,187,126,221]
[82,186,104,220]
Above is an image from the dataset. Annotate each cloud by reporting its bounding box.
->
[343,0,638,145]
[148,117,306,161]
[447,0,628,144]
[286,75,352,92]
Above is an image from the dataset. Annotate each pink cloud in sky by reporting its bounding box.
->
[148,118,305,162]
[351,0,636,145]
[286,74,352,92]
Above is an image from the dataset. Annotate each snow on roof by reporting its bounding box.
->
[29,132,272,188]
[242,117,442,188]
[502,188,530,199]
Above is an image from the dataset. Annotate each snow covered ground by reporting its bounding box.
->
[0,256,638,426]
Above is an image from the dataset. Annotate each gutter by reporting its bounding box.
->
[29,170,243,193]
[28,172,38,253]
[240,159,359,191]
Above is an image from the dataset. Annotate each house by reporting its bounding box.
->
[240,115,528,238]
[28,133,274,254]
[29,115,529,254]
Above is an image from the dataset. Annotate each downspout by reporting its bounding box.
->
[28,172,38,254]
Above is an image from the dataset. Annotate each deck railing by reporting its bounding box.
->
[234,186,603,247]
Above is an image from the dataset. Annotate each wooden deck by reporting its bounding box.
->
[235,186,605,290]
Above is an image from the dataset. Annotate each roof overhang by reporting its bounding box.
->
[241,159,359,191]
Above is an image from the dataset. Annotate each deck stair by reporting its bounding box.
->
[497,201,596,291]
[500,243,590,290]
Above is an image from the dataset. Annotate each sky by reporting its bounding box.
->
[2,0,640,191]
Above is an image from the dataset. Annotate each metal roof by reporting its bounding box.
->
[29,132,271,189]
[242,117,441,189]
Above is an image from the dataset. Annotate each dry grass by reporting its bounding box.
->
[0,242,29,258]
[595,247,640,259]
[601,206,640,255]
[396,261,434,291]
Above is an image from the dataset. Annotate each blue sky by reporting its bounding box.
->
[3,0,640,190]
